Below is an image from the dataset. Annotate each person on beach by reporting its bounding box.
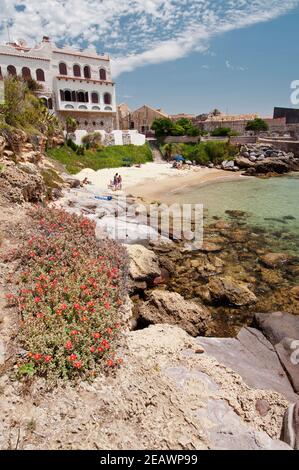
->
[117,175,122,190]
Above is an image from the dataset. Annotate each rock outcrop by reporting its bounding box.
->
[0,325,292,450]
[234,143,299,176]
[207,276,257,307]
[255,312,299,394]
[138,290,211,336]
[127,244,161,282]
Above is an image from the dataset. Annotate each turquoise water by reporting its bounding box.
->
[173,174,299,254]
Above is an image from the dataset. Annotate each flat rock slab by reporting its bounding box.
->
[255,312,299,394]
[255,311,299,345]
[196,327,298,402]
[164,365,290,450]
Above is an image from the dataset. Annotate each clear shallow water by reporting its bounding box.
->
[173,174,299,254]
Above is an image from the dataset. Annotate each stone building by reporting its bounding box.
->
[0,37,118,133]
[118,104,169,134]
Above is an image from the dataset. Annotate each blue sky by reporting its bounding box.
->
[1,0,299,116]
[117,7,299,116]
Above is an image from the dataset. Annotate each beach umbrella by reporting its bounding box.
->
[173,155,185,162]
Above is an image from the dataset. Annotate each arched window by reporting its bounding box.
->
[92,106,100,111]
[77,91,85,103]
[104,93,112,105]
[59,62,67,75]
[78,105,88,110]
[64,90,72,102]
[36,69,45,81]
[73,64,81,77]
[48,97,53,110]
[0,67,2,79]
[22,67,31,79]
[65,104,74,109]
[91,92,99,104]
[104,106,112,111]
[71,91,77,102]
[7,65,17,76]
[60,90,65,101]
[99,68,106,80]
[84,65,91,79]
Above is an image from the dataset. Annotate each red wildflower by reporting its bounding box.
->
[34,353,42,360]
[90,347,95,353]
[69,354,77,361]
[97,346,104,353]
[74,361,82,369]
[107,359,114,367]
[65,341,73,350]
[73,303,81,310]
[34,297,41,303]
[61,303,67,311]
[71,330,79,336]
[93,332,101,339]
[44,355,52,363]
[104,302,110,310]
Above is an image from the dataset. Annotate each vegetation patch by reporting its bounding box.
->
[6,208,128,382]
[161,141,239,165]
[47,143,153,174]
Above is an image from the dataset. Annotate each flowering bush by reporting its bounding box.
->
[8,207,128,381]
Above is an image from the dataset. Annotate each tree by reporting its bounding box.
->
[65,116,77,140]
[82,132,103,149]
[151,118,174,137]
[245,118,269,134]
[211,108,222,117]
[211,127,232,137]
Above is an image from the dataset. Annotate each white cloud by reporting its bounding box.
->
[225,60,246,72]
[0,0,298,77]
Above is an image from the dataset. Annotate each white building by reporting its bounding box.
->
[0,36,118,133]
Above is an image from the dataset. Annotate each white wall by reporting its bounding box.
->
[73,129,146,146]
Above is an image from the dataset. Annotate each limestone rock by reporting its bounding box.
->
[260,252,292,269]
[196,327,298,402]
[207,276,257,306]
[138,290,211,336]
[126,244,161,282]
[255,312,299,393]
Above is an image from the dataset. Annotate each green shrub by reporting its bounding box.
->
[211,127,232,137]
[47,143,153,174]
[7,207,128,382]
[67,138,78,152]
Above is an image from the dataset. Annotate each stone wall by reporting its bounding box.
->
[164,136,200,144]
[258,138,299,157]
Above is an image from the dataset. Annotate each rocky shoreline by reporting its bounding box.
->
[222,143,299,176]
[1,130,298,449]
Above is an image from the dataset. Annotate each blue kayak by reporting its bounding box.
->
[95,196,113,201]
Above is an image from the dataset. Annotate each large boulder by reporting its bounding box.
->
[254,158,289,174]
[197,327,298,402]
[207,276,257,306]
[126,244,161,282]
[255,312,299,393]
[138,290,211,336]
[259,252,292,269]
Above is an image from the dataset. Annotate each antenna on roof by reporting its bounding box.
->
[4,19,11,43]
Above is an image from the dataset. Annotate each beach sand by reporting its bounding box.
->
[76,162,246,202]
[127,165,247,203]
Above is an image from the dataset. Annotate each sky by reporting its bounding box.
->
[1,0,299,116]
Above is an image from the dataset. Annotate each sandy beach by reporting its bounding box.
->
[76,162,247,202]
